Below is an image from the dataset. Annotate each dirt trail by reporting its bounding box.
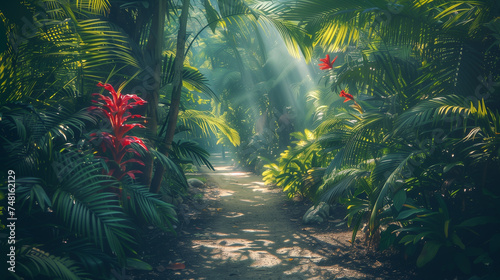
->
[138,155,413,280]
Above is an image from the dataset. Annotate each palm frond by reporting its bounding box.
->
[172,139,214,170]
[0,7,140,103]
[319,168,371,204]
[177,109,240,146]
[121,183,177,231]
[195,0,312,60]
[51,152,135,263]
[61,239,116,278]
[150,147,189,188]
[393,95,472,136]
[74,0,111,16]
[161,54,217,99]
[17,246,90,280]
[370,150,427,230]
[17,177,52,214]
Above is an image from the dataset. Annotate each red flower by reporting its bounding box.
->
[318,54,338,70]
[339,90,354,103]
[89,83,149,182]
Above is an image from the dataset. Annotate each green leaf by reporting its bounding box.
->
[203,0,221,33]
[400,234,416,245]
[396,208,427,220]
[443,162,464,173]
[417,241,442,267]
[393,189,406,212]
[473,253,493,265]
[380,224,399,251]
[451,233,465,250]
[457,216,499,228]
[126,258,153,271]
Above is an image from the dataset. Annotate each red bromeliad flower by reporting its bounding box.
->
[318,54,338,70]
[89,82,148,181]
[339,90,354,103]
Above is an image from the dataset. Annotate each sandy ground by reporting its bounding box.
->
[132,155,414,280]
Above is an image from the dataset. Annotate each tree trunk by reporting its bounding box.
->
[150,0,191,193]
[142,0,167,187]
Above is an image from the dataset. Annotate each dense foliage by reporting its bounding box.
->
[263,0,500,278]
[1,0,499,279]
[0,0,242,278]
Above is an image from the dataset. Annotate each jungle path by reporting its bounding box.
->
[139,154,413,280]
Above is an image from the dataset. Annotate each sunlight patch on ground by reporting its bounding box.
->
[211,232,230,237]
[219,189,235,197]
[248,250,282,267]
[251,203,265,207]
[191,238,283,268]
[211,172,252,177]
[247,184,276,193]
[241,229,269,233]
[254,239,275,246]
[213,165,235,171]
[239,199,256,203]
[275,246,322,258]
[230,182,276,193]
[254,233,271,237]
[222,212,245,218]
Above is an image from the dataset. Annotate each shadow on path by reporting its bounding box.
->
[134,154,412,280]
[157,155,389,280]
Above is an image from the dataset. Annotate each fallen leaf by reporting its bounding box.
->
[166,263,185,270]
[288,258,294,261]
[232,225,238,228]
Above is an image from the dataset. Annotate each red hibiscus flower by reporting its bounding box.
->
[318,54,338,70]
[339,90,354,103]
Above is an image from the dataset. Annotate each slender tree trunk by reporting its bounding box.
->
[142,0,167,187]
[150,0,190,193]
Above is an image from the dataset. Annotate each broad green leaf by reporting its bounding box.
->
[417,241,442,267]
[126,258,153,271]
[451,233,465,250]
[396,208,427,220]
[457,216,500,228]
[400,234,416,245]
[393,189,406,212]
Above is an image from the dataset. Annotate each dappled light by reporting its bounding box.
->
[157,157,404,279]
[1,0,499,279]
